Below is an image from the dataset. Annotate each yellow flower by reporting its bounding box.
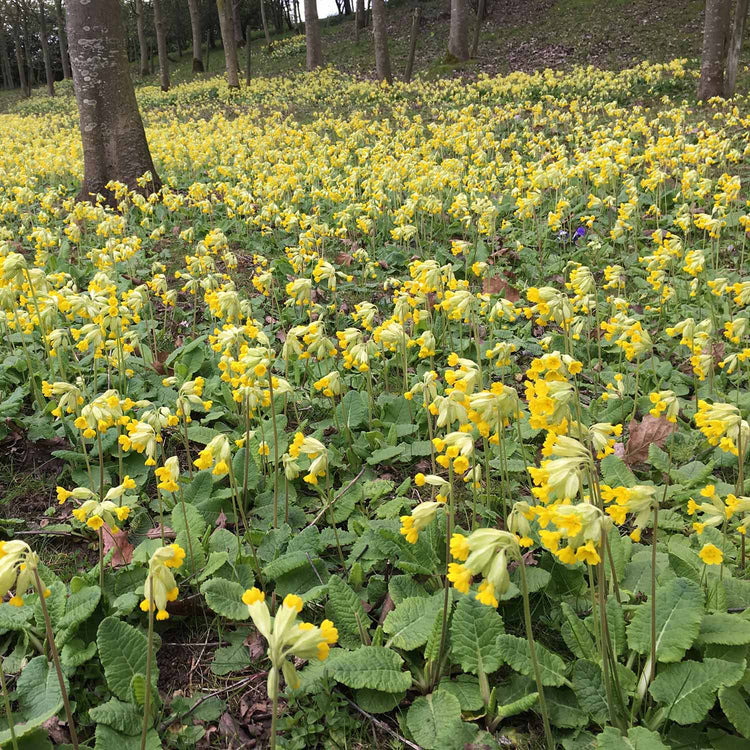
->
[699,543,723,565]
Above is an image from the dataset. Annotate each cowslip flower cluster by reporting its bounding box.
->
[0,540,43,607]
[140,544,185,620]
[243,589,338,692]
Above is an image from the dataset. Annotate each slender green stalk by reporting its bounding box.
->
[433,463,455,688]
[268,367,280,529]
[140,581,155,750]
[270,666,280,750]
[0,655,18,750]
[33,570,79,750]
[649,502,658,685]
[519,558,554,750]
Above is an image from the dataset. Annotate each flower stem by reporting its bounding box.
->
[140,581,155,750]
[0,655,18,750]
[519,558,554,750]
[33,570,79,750]
[270,667,279,750]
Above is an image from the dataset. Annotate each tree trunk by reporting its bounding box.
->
[698,0,732,99]
[355,0,365,31]
[304,0,321,69]
[38,0,55,96]
[0,33,10,89]
[342,0,352,14]
[448,0,469,61]
[371,0,391,83]
[54,0,72,78]
[64,0,162,203]
[404,6,419,82]
[13,35,28,95]
[260,0,272,45]
[470,0,485,58]
[135,0,149,75]
[216,0,240,87]
[152,0,170,90]
[233,0,244,44]
[187,0,204,71]
[22,10,34,86]
[724,0,749,97]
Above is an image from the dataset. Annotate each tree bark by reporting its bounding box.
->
[13,33,28,95]
[216,0,240,87]
[64,0,162,203]
[470,0,485,58]
[698,0,732,99]
[152,0,170,90]
[37,0,55,96]
[404,6,419,82]
[135,0,149,75]
[0,34,7,89]
[232,0,244,44]
[260,0,272,45]
[54,0,71,78]
[245,22,251,84]
[448,0,469,61]
[724,0,749,97]
[371,0,391,83]
[187,0,204,71]
[304,0,321,70]
[355,0,365,31]
[22,7,34,86]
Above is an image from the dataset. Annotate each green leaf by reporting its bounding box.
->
[648,443,670,473]
[354,688,405,714]
[560,601,597,660]
[58,584,101,630]
[89,698,142,735]
[696,613,750,646]
[388,575,428,604]
[601,455,636,487]
[450,594,504,675]
[200,578,250,621]
[262,550,310,579]
[97,617,158,701]
[572,660,608,724]
[607,595,626,657]
[438,676,484,712]
[15,654,65,723]
[210,630,253,676]
[626,577,704,662]
[327,574,369,649]
[596,726,669,749]
[338,390,368,429]
[377,527,440,575]
[406,691,465,750]
[496,634,568,686]
[384,594,443,651]
[61,638,97,668]
[367,445,403,465]
[327,646,412,692]
[544,686,587,728]
[0,602,32,631]
[95,723,162,750]
[649,658,745,724]
[622,549,671,595]
[497,691,539,720]
[171,502,207,574]
[719,685,750,738]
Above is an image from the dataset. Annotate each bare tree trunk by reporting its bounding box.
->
[38,0,55,96]
[22,9,34,86]
[698,0,732,99]
[152,0,170,90]
[54,0,71,78]
[260,0,272,46]
[371,0,391,83]
[205,27,211,69]
[0,32,11,89]
[304,0,321,70]
[135,0,149,75]
[448,0,469,61]
[245,23,251,83]
[187,0,204,71]
[404,6,419,82]
[13,34,28,95]
[233,0,244,44]
[216,0,240,87]
[64,0,162,202]
[355,0,365,32]
[725,0,749,97]
[470,0,485,58]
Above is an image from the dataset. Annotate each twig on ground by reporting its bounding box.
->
[305,467,365,530]
[342,697,421,750]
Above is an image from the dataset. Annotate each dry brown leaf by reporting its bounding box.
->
[43,716,70,745]
[336,251,354,267]
[623,415,677,466]
[215,510,228,529]
[482,275,521,302]
[146,525,175,539]
[101,527,134,568]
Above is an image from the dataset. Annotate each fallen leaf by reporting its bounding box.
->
[623,415,677,466]
[245,632,265,661]
[101,527,134,568]
[43,716,70,745]
[378,593,395,626]
[483,275,521,302]
[146,525,175,539]
[215,510,228,529]
[336,251,354,266]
